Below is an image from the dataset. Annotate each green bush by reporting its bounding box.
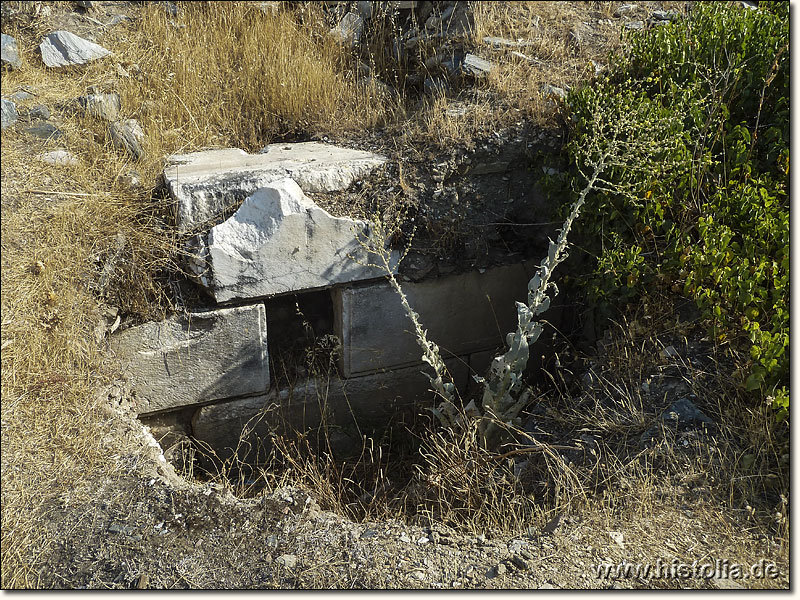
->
[564,2,788,418]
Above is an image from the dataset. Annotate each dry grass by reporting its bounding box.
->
[0,1,396,587]
[0,0,788,588]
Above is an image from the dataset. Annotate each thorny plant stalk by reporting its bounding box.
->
[352,211,457,407]
[357,89,684,450]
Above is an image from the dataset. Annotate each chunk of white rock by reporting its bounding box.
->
[163,143,387,232]
[39,30,111,67]
[111,304,269,415]
[37,150,79,166]
[206,178,397,302]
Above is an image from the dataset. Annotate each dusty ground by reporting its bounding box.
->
[1,0,789,589]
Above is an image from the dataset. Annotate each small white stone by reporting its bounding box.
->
[37,150,79,166]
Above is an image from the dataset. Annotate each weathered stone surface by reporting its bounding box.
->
[24,122,62,140]
[111,304,269,415]
[164,142,387,232]
[541,84,567,100]
[1,33,22,69]
[205,178,396,302]
[78,92,121,121]
[335,261,538,377]
[462,53,493,76]
[109,118,144,159]
[192,359,469,459]
[1,98,17,129]
[27,104,51,120]
[39,30,111,67]
[37,150,79,166]
[9,90,32,102]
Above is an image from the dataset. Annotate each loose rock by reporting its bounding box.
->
[39,30,111,67]
[78,92,121,121]
[330,12,363,47]
[640,397,714,446]
[109,119,144,160]
[541,84,567,100]
[462,53,493,76]
[275,554,297,569]
[37,150,79,166]
[1,33,22,69]
[27,105,51,121]
[1,98,17,129]
[24,122,62,140]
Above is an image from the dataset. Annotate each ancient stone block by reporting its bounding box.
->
[191,359,469,460]
[163,143,387,232]
[205,178,397,302]
[111,304,269,415]
[335,262,537,377]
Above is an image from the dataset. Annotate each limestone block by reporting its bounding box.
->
[39,30,111,67]
[335,262,537,377]
[206,178,397,302]
[163,142,387,232]
[191,359,469,459]
[111,304,269,415]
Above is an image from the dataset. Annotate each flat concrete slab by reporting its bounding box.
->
[206,178,396,302]
[335,261,537,377]
[164,142,387,232]
[111,304,269,415]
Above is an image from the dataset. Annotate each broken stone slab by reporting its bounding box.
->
[109,118,144,160]
[191,358,469,461]
[462,53,494,76]
[39,30,111,67]
[335,261,542,377]
[164,142,387,232]
[204,177,397,303]
[111,304,269,415]
[78,92,121,121]
[1,98,17,129]
[1,33,22,69]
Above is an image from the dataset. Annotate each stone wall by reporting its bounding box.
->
[115,142,555,460]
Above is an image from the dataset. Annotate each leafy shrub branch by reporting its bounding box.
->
[566,2,789,418]
[357,85,681,449]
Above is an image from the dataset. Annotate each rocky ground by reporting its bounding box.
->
[1,0,788,589]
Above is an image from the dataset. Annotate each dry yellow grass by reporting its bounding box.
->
[0,0,788,588]
[0,2,394,587]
